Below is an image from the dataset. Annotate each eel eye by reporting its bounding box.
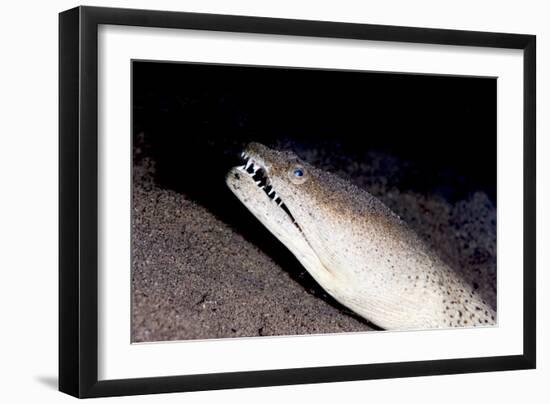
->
[288,165,307,184]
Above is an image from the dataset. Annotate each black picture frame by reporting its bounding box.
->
[59,5,536,398]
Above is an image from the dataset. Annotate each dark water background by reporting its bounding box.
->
[132,61,496,205]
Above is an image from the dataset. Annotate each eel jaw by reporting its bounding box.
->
[231,151,303,233]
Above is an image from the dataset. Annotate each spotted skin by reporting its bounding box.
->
[226,142,496,330]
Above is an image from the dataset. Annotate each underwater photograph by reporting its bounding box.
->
[131,60,497,342]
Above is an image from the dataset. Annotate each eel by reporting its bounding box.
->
[225,142,496,330]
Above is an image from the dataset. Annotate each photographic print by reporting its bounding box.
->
[131,61,497,342]
[59,7,535,397]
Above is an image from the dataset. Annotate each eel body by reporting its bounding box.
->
[225,142,496,330]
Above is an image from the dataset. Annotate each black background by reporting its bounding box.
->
[133,60,496,204]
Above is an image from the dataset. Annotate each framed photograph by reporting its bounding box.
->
[59,6,536,398]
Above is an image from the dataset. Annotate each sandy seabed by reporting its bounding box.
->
[131,144,496,343]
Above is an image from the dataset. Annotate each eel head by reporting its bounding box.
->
[225,142,342,289]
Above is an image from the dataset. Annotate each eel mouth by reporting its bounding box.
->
[227,145,336,283]
[236,151,303,233]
